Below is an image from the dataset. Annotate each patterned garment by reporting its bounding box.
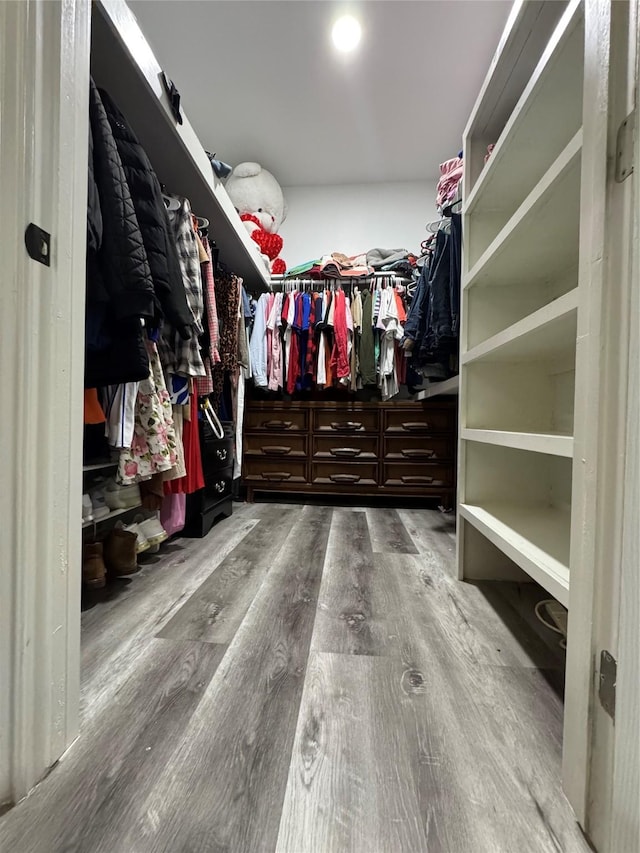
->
[195,236,221,397]
[211,271,241,407]
[117,338,178,485]
[158,198,206,377]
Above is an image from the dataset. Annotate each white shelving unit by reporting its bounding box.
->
[458,0,584,607]
[91,0,270,291]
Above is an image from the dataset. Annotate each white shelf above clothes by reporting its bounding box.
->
[459,502,570,606]
[91,0,270,292]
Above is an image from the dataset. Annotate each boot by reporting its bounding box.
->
[83,542,106,589]
[103,529,139,576]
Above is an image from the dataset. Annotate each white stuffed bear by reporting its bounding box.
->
[225,162,287,274]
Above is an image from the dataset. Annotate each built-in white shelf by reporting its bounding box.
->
[463,428,573,458]
[465,130,582,282]
[82,504,142,529]
[416,375,459,400]
[459,502,570,606]
[465,0,583,219]
[92,1,269,291]
[83,461,118,473]
[463,287,578,364]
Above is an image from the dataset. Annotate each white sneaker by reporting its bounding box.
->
[137,516,168,547]
[88,485,111,521]
[104,478,141,510]
[82,494,93,523]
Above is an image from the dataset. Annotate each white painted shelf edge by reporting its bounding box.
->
[465,0,583,215]
[83,461,118,472]
[95,0,270,289]
[464,129,582,289]
[82,504,142,529]
[459,502,570,606]
[415,375,459,400]
[462,428,574,458]
[462,286,579,364]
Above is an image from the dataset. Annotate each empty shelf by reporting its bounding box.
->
[415,375,460,400]
[465,0,583,218]
[459,502,570,605]
[465,130,582,285]
[463,429,573,457]
[463,288,578,364]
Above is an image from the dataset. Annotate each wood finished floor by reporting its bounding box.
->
[0,503,590,853]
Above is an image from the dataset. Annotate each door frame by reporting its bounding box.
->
[0,0,90,805]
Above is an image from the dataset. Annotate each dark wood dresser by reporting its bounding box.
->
[242,399,456,506]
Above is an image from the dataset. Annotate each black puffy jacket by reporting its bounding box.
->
[87,79,154,322]
[99,88,193,340]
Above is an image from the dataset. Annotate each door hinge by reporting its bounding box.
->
[598,650,617,720]
[615,110,635,183]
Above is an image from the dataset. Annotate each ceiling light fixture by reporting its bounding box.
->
[332,15,362,53]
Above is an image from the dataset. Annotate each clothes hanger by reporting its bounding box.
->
[442,198,463,217]
[161,189,181,211]
[195,216,209,230]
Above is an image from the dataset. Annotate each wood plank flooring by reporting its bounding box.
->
[0,503,590,853]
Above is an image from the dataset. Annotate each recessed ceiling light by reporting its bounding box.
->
[332,15,362,53]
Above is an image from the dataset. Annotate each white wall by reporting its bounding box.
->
[279,181,437,268]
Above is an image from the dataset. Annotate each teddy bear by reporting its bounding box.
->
[225,162,287,274]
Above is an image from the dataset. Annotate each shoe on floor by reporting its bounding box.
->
[116,520,150,554]
[103,528,139,576]
[137,516,169,547]
[82,494,93,524]
[104,478,141,510]
[82,541,106,588]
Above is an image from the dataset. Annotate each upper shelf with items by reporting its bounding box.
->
[464,0,583,224]
[91,0,270,291]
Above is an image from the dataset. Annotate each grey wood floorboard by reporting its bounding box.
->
[398,508,564,669]
[157,505,303,643]
[0,639,224,853]
[80,514,259,719]
[365,507,419,554]
[311,509,393,656]
[115,505,333,853]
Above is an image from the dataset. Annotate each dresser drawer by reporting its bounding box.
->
[312,434,378,460]
[383,435,453,461]
[202,467,234,505]
[382,462,453,487]
[312,461,378,487]
[383,407,454,435]
[244,432,307,458]
[313,408,378,434]
[244,408,308,432]
[201,437,235,474]
[243,458,307,484]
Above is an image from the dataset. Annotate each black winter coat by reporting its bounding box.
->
[85,79,151,386]
[99,88,193,341]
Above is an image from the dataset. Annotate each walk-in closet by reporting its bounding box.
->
[1,1,638,852]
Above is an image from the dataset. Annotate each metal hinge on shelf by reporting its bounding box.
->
[615,110,635,182]
[598,650,617,719]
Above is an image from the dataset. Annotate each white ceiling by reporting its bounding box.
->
[129,0,512,187]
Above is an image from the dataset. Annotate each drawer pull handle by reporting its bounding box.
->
[263,472,292,481]
[262,446,291,455]
[329,473,361,483]
[401,475,434,484]
[401,421,431,432]
[330,447,361,458]
[215,448,228,461]
[263,420,293,430]
[330,421,362,431]
[214,481,226,493]
[401,449,435,459]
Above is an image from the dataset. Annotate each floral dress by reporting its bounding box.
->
[117,338,178,485]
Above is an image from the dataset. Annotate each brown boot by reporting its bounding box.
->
[103,529,139,576]
[83,542,106,589]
